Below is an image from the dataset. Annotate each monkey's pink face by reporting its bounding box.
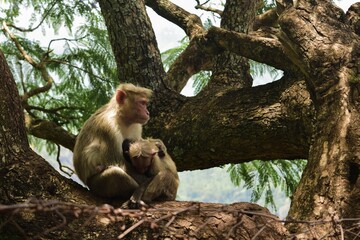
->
[134,97,150,124]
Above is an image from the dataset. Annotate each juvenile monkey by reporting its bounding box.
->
[122,138,179,204]
[73,83,152,199]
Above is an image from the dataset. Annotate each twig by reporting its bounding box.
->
[55,144,74,177]
[117,219,146,239]
[251,225,267,240]
[7,0,58,32]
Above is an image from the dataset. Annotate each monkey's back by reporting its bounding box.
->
[73,104,124,185]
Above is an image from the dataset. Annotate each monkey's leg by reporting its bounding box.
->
[87,166,139,199]
[122,178,152,209]
[142,172,179,202]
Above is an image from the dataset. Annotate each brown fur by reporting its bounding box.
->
[73,83,152,199]
[126,139,179,203]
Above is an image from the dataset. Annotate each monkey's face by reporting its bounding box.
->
[130,155,153,174]
[116,90,150,125]
[128,140,157,174]
[133,97,150,124]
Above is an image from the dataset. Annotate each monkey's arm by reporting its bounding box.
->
[122,178,152,209]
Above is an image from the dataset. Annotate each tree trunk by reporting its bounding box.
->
[277,1,360,238]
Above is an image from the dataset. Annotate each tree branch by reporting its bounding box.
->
[2,23,55,102]
[25,115,76,151]
[146,75,314,171]
[6,0,58,33]
[253,8,279,30]
[145,0,205,39]
[2,22,38,66]
[203,26,301,73]
[195,0,223,16]
[165,37,214,92]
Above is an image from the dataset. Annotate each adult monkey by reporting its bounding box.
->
[122,138,179,206]
[73,83,152,199]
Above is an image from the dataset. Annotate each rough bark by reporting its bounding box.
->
[275,1,360,237]
[1,0,360,239]
[96,0,360,238]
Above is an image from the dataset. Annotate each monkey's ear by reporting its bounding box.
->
[116,90,127,104]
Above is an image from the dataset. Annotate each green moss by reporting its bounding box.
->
[349,72,360,84]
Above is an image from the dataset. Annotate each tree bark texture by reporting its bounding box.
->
[97,0,360,238]
[1,0,360,239]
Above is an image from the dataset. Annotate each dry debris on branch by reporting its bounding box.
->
[1,199,359,239]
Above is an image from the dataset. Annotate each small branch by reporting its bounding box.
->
[50,58,111,83]
[2,22,55,101]
[47,35,88,52]
[26,104,84,115]
[195,0,223,16]
[145,0,205,39]
[7,0,58,33]
[2,22,38,66]
[55,144,74,177]
[118,219,146,239]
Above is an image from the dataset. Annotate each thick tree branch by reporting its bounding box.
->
[25,115,76,151]
[165,38,214,92]
[146,75,314,171]
[253,8,279,30]
[145,0,205,39]
[166,25,303,92]
[204,26,300,74]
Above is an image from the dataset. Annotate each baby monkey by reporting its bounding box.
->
[122,138,179,207]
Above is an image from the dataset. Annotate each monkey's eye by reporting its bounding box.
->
[138,99,148,106]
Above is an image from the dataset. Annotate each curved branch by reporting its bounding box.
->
[145,0,205,39]
[166,25,301,92]
[195,0,223,16]
[203,26,300,73]
[25,116,76,151]
[47,36,88,52]
[51,59,110,83]
[165,37,214,92]
[253,8,279,30]
[2,23,55,102]
[147,75,314,171]
[2,22,38,66]
[6,0,58,33]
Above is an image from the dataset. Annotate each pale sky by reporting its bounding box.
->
[149,0,358,52]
